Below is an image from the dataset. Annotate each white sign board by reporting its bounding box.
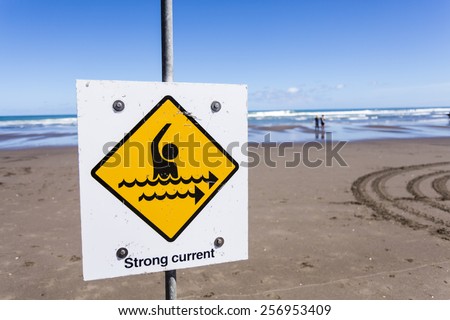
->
[77,80,248,281]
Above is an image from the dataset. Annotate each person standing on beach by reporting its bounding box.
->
[320,115,326,139]
[314,115,320,139]
[320,115,325,129]
[314,115,319,129]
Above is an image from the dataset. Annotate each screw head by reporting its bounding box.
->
[214,237,224,248]
[211,101,221,113]
[113,100,125,112]
[116,247,128,259]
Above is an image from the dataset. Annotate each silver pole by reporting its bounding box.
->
[165,269,177,300]
[161,0,177,300]
[161,0,174,82]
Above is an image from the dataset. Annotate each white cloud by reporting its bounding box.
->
[249,86,310,109]
[249,83,350,110]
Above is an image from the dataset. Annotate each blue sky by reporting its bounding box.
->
[1,0,449,115]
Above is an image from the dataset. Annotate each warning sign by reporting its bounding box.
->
[77,80,247,281]
[91,96,239,241]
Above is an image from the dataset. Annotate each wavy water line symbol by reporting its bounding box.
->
[118,172,218,189]
[139,186,204,204]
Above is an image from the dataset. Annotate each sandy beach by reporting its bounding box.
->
[1,137,450,299]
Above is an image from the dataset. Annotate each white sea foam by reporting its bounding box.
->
[248,107,450,122]
[0,117,77,128]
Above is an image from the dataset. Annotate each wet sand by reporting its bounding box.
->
[1,138,450,299]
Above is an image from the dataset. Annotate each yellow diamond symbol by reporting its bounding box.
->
[91,96,239,242]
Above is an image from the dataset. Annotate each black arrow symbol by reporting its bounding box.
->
[207,172,218,189]
[193,186,204,204]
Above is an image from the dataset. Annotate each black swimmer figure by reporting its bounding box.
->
[151,123,178,179]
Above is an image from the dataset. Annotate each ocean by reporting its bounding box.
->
[0,115,78,149]
[248,106,450,142]
[0,107,449,149]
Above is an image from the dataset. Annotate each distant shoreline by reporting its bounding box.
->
[1,107,449,149]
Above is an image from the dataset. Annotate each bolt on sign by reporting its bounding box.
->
[77,80,248,281]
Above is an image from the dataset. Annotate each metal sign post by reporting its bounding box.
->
[161,0,176,300]
[161,0,173,83]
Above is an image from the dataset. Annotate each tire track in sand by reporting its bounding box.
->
[351,162,450,240]
[432,174,450,200]
[406,170,450,215]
